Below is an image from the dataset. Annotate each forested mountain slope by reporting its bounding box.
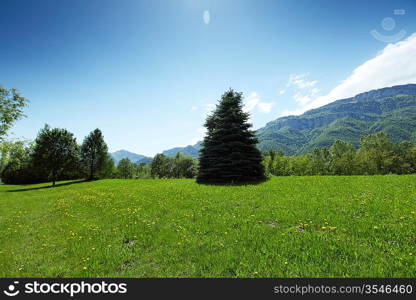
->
[256,84,416,154]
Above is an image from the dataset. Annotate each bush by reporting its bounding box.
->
[1,161,47,184]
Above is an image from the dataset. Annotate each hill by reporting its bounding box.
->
[110,150,151,165]
[256,84,416,154]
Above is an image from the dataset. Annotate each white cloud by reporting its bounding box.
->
[203,10,210,25]
[283,33,416,116]
[293,93,312,106]
[257,102,274,113]
[279,89,286,95]
[189,127,207,145]
[197,127,206,134]
[189,137,201,145]
[243,92,274,114]
[310,87,320,96]
[280,33,416,117]
[280,108,306,117]
[204,103,216,112]
[190,106,198,112]
[287,74,318,89]
[244,92,260,112]
[282,74,321,112]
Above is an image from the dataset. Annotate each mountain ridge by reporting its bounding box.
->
[110,150,152,165]
[110,84,416,161]
[110,142,202,165]
[257,83,416,154]
[162,141,202,158]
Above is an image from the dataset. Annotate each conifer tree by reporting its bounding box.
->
[197,89,265,184]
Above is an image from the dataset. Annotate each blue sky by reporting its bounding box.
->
[1,0,416,156]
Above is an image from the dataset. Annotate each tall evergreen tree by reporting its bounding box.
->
[81,128,108,180]
[197,89,265,184]
[32,125,80,186]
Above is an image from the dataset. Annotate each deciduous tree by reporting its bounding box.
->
[81,129,109,180]
[0,86,27,140]
[32,125,80,186]
[117,158,134,179]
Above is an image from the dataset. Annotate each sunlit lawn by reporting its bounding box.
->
[0,175,415,277]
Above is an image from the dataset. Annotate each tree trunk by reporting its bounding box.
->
[52,170,56,187]
[90,154,95,180]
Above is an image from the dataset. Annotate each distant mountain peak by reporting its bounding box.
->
[112,149,132,154]
[162,141,202,158]
[110,149,151,164]
[110,85,416,160]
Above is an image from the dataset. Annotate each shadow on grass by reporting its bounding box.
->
[7,179,88,192]
[196,177,269,186]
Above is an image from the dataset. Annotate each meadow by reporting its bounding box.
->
[0,176,415,277]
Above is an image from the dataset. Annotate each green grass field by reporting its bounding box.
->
[0,176,415,277]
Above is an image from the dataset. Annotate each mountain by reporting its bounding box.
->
[111,142,202,166]
[137,157,153,165]
[110,84,416,160]
[256,84,416,155]
[162,141,203,158]
[110,150,152,165]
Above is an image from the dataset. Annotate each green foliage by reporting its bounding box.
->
[0,140,47,184]
[263,132,416,176]
[172,153,198,178]
[150,153,170,179]
[1,176,415,277]
[197,89,265,184]
[0,86,28,140]
[330,140,355,175]
[150,153,197,179]
[136,162,152,179]
[32,125,81,186]
[1,128,115,184]
[355,132,394,175]
[98,153,116,178]
[116,158,134,179]
[1,160,43,185]
[81,128,109,180]
[0,140,30,174]
[310,147,331,175]
[392,141,416,174]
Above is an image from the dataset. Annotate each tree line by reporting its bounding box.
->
[0,126,198,184]
[115,153,197,179]
[1,126,112,185]
[263,132,416,176]
[0,85,199,185]
[2,85,416,185]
